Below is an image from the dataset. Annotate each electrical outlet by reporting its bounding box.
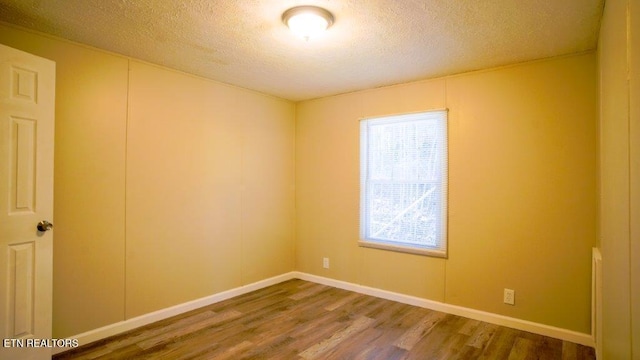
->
[504,289,515,305]
[323,257,329,269]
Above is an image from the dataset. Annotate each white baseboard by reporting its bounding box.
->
[56,270,594,354]
[293,272,595,348]
[52,272,297,355]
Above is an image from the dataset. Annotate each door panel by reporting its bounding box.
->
[0,43,55,360]
[10,116,36,214]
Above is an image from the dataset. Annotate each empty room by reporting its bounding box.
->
[0,0,637,359]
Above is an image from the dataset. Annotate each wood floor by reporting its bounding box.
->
[54,279,595,360]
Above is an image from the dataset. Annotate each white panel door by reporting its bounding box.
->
[0,43,55,360]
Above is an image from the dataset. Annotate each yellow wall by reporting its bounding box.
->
[125,61,295,317]
[597,0,639,357]
[296,54,596,333]
[0,23,296,337]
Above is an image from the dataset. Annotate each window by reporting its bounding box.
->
[359,110,448,257]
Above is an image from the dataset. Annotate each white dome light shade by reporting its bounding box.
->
[282,6,334,40]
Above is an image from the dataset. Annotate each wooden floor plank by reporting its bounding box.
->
[466,322,499,350]
[288,283,331,301]
[479,326,520,360]
[394,310,447,350]
[324,292,363,311]
[405,314,470,360]
[54,279,595,360]
[137,309,242,350]
[507,337,536,360]
[459,318,483,337]
[299,316,375,359]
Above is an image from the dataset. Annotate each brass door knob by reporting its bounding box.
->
[37,220,53,232]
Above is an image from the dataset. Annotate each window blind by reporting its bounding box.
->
[360,110,448,257]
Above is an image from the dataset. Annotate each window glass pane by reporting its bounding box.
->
[368,120,442,182]
[360,110,447,256]
[368,182,440,247]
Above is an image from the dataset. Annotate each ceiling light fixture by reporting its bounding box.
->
[282,6,334,41]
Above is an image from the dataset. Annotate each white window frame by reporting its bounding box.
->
[359,110,448,258]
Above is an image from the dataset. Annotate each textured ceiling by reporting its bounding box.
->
[0,0,603,101]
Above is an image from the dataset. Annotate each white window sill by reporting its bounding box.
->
[358,240,447,258]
